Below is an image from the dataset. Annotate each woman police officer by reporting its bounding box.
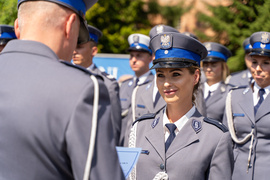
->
[127,32,233,180]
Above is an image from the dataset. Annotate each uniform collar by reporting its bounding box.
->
[135,71,151,85]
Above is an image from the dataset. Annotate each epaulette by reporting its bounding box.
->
[132,113,156,126]
[229,85,248,91]
[203,118,228,132]
[60,61,104,81]
[101,71,116,81]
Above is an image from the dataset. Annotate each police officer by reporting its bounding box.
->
[0,0,124,179]
[225,31,270,180]
[0,25,16,52]
[73,25,122,146]
[127,32,233,180]
[119,33,154,145]
[198,42,232,122]
[132,25,180,126]
[226,37,253,86]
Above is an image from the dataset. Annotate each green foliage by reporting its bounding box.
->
[0,0,17,25]
[86,0,185,53]
[86,0,152,53]
[197,0,270,73]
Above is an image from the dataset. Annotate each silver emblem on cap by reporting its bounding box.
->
[133,35,139,43]
[156,25,164,34]
[261,32,270,43]
[160,34,171,49]
[164,50,169,54]
[261,43,266,49]
[205,43,211,51]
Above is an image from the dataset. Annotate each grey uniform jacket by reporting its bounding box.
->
[198,82,232,122]
[129,107,233,180]
[0,40,124,180]
[90,64,122,146]
[223,86,270,180]
[119,73,154,145]
[226,69,251,87]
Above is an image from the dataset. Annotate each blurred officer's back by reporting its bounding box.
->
[0,0,124,180]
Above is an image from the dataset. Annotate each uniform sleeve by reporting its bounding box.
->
[65,78,124,180]
[108,81,122,146]
[208,132,234,180]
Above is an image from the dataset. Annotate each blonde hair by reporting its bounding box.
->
[187,65,201,103]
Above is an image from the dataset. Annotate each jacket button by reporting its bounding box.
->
[160,163,165,170]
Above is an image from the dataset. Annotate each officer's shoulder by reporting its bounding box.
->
[100,70,117,82]
[122,77,133,84]
[133,113,156,125]
[60,61,104,81]
[203,118,228,132]
[229,85,248,91]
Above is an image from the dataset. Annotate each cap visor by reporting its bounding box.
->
[77,18,90,44]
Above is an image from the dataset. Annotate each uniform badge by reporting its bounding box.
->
[133,35,139,43]
[128,80,133,86]
[192,119,202,133]
[205,43,212,51]
[160,34,172,49]
[156,25,164,34]
[261,32,270,43]
[151,117,160,128]
[243,87,250,94]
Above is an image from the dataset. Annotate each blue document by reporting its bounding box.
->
[116,147,142,179]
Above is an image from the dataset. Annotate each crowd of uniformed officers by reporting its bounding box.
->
[0,0,270,179]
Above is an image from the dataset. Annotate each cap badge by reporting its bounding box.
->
[156,25,164,34]
[164,50,169,54]
[133,35,139,43]
[205,43,211,51]
[261,43,266,49]
[192,119,202,133]
[160,34,172,49]
[261,32,270,43]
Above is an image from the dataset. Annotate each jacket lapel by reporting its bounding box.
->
[255,93,270,121]
[140,81,154,112]
[145,111,166,161]
[165,110,202,158]
[206,83,225,106]
[238,88,255,124]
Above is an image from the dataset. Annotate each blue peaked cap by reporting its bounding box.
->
[202,42,232,62]
[0,25,17,45]
[87,25,102,43]
[17,0,98,44]
[250,31,270,57]
[150,32,207,69]
[243,37,252,53]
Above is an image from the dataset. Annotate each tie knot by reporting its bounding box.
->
[135,78,139,86]
[259,88,265,97]
[165,123,177,133]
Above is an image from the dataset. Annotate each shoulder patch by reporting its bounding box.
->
[132,113,156,126]
[60,61,104,81]
[203,118,228,132]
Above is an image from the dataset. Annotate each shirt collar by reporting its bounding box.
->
[163,105,196,133]
[135,71,151,85]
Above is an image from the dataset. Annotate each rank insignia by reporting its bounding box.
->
[152,117,160,128]
[192,119,202,133]
[160,34,172,49]
[156,25,164,34]
[261,32,270,43]
[133,35,139,43]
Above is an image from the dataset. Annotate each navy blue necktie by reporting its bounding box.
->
[254,88,265,115]
[205,90,211,102]
[165,123,177,152]
[134,78,139,87]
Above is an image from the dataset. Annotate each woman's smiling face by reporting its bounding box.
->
[156,68,199,105]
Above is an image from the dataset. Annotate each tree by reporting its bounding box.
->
[0,0,17,26]
[197,0,270,73]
